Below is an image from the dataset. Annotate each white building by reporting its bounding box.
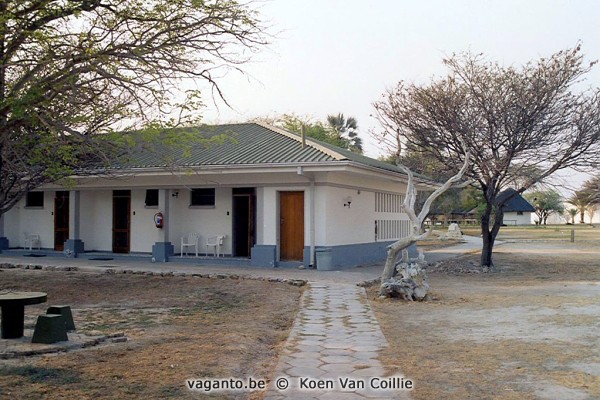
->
[1,123,435,269]
[499,188,535,226]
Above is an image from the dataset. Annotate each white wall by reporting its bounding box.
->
[80,190,112,251]
[503,212,533,226]
[130,189,163,253]
[258,182,410,249]
[321,186,375,245]
[5,192,54,249]
[260,186,309,247]
[167,187,233,255]
[5,167,412,254]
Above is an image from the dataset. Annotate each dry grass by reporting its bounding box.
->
[0,270,303,399]
[458,224,600,242]
[369,242,600,400]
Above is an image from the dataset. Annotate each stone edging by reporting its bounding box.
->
[0,332,127,360]
[0,263,307,287]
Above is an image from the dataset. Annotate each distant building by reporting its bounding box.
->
[498,188,535,225]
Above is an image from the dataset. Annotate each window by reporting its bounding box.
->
[145,189,159,207]
[25,192,44,208]
[190,188,215,207]
[517,211,524,216]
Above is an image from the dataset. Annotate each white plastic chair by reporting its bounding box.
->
[206,235,226,257]
[180,233,200,257]
[24,233,41,251]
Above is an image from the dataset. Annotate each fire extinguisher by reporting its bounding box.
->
[154,212,164,229]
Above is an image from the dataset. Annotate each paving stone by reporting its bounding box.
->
[294,344,323,353]
[296,339,325,347]
[289,351,323,359]
[318,363,358,375]
[317,392,367,400]
[320,342,353,350]
[320,348,353,357]
[321,355,357,364]
[287,357,323,369]
[348,345,382,353]
[285,366,326,378]
[349,367,386,377]
[352,351,380,362]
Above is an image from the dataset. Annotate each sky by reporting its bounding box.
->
[198,0,600,190]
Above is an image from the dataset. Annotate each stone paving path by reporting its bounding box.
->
[265,283,411,400]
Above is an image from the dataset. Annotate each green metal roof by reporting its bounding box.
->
[115,123,336,169]
[113,123,433,182]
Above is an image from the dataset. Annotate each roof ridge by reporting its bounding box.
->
[253,121,347,161]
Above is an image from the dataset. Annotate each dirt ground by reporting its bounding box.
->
[369,241,600,400]
[0,270,302,399]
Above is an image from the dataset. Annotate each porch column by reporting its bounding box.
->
[0,213,8,251]
[64,191,84,257]
[152,189,174,262]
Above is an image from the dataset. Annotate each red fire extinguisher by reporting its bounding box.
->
[154,212,164,229]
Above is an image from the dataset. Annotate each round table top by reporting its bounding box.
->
[0,291,47,306]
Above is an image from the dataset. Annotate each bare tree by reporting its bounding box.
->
[379,153,470,298]
[0,0,267,215]
[373,46,600,267]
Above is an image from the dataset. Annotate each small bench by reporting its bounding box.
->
[47,305,76,331]
[32,315,68,344]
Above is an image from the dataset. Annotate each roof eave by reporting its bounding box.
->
[68,160,438,188]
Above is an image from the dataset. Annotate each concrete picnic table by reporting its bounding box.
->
[0,291,47,339]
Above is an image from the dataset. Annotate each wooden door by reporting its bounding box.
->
[54,191,69,251]
[280,191,304,261]
[233,189,255,258]
[112,190,131,253]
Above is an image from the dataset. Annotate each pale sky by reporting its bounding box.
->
[199,0,600,189]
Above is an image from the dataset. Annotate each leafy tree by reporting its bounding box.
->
[326,113,363,153]
[372,46,600,267]
[587,204,597,223]
[581,175,600,204]
[566,208,578,224]
[277,114,347,148]
[262,113,363,152]
[0,0,267,215]
[566,176,600,224]
[567,190,592,224]
[524,190,564,225]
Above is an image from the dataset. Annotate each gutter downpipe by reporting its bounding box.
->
[297,166,315,267]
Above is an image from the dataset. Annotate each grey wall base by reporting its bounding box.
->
[250,242,418,270]
[0,237,8,252]
[152,242,174,262]
[250,245,311,268]
[316,241,419,270]
[64,239,85,257]
[250,245,276,267]
[303,247,311,268]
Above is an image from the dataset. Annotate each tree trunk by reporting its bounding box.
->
[480,202,504,268]
[480,204,493,267]
[481,231,494,267]
[380,235,417,282]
